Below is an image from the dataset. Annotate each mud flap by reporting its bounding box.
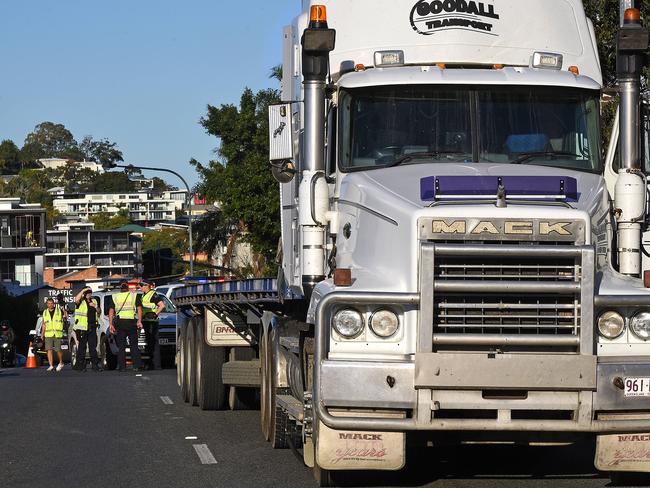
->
[596,433,650,472]
[316,410,405,471]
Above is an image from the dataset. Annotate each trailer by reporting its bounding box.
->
[177,0,650,484]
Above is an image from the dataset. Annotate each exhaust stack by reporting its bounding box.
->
[615,2,648,276]
[299,5,336,297]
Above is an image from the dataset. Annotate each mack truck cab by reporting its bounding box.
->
[263,0,650,483]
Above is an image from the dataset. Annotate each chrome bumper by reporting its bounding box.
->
[314,291,650,434]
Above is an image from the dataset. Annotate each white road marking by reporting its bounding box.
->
[135,374,143,377]
[185,436,198,440]
[160,396,174,405]
[193,444,217,464]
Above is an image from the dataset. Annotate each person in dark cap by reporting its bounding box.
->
[107,282,144,372]
[140,282,166,370]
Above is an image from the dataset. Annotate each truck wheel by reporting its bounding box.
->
[313,464,334,487]
[196,318,227,410]
[609,472,650,486]
[188,319,199,406]
[260,328,271,441]
[228,347,257,410]
[181,327,190,403]
[102,335,117,370]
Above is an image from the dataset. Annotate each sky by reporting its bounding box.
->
[0,0,301,188]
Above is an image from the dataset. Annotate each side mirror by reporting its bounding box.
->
[271,160,296,184]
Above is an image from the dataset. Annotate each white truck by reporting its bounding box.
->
[176,0,650,483]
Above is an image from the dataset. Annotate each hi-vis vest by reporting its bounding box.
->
[142,290,159,319]
[43,307,64,338]
[114,292,137,319]
[74,298,99,331]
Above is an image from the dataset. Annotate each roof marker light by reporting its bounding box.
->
[374,50,404,67]
[355,64,366,72]
[531,52,563,70]
[493,64,504,70]
[437,63,446,70]
[624,8,641,24]
[310,5,327,23]
[568,65,580,75]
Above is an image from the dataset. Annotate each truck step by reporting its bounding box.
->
[276,394,304,422]
[222,359,261,387]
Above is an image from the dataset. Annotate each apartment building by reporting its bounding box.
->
[52,190,188,226]
[0,198,46,288]
[45,223,142,279]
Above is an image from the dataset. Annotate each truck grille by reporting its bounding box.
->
[425,243,587,353]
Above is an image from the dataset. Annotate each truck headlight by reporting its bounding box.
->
[369,309,399,338]
[598,311,625,339]
[332,309,364,338]
[630,312,650,340]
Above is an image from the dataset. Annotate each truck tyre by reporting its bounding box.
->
[188,319,199,406]
[260,328,271,441]
[313,464,334,487]
[196,319,227,410]
[181,327,190,403]
[176,331,183,387]
[609,473,650,486]
[228,347,257,410]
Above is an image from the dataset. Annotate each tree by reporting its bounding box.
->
[21,122,83,163]
[143,228,189,274]
[0,140,21,173]
[89,209,131,230]
[79,136,124,166]
[192,87,281,277]
[86,171,136,193]
[583,0,650,86]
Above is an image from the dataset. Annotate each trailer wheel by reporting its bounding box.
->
[180,328,190,403]
[228,347,257,410]
[260,327,271,441]
[176,331,183,387]
[196,318,227,410]
[187,319,198,405]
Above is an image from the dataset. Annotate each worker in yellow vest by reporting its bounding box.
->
[108,282,144,372]
[41,297,68,372]
[73,287,102,372]
[141,282,165,370]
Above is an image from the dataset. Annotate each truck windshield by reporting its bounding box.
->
[338,85,601,173]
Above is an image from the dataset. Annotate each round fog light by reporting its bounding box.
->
[332,309,364,338]
[598,311,625,339]
[370,309,399,338]
[631,312,650,340]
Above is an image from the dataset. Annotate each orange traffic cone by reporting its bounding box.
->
[26,341,38,369]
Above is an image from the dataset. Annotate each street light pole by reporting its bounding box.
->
[110,164,194,276]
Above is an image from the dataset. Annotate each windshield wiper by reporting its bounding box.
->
[386,151,468,168]
[510,151,579,165]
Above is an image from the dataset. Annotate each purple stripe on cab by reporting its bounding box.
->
[421,176,579,202]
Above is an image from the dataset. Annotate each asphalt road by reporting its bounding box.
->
[0,366,641,488]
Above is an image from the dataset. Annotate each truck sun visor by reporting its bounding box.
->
[420,176,579,202]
